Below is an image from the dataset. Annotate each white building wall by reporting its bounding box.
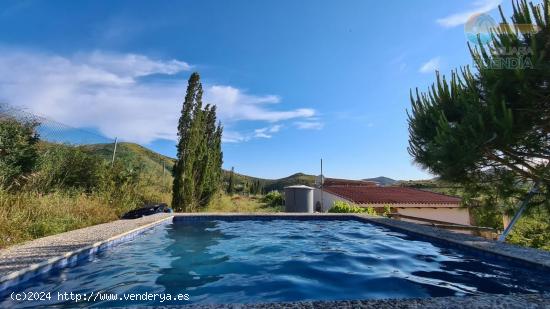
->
[313,188,470,226]
[396,207,471,225]
[313,189,346,212]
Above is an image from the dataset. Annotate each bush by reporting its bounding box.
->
[262,190,284,207]
[329,200,377,215]
[34,145,106,193]
[507,207,550,251]
[0,118,39,190]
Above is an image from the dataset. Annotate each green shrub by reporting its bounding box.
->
[383,205,392,216]
[262,190,284,207]
[507,207,550,251]
[0,118,39,190]
[329,200,377,215]
[34,145,106,192]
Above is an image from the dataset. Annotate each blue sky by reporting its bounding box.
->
[0,0,517,180]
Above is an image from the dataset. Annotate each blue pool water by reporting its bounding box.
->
[1,219,549,307]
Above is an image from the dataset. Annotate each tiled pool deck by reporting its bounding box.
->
[1,213,549,308]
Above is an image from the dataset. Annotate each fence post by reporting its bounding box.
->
[111,137,118,166]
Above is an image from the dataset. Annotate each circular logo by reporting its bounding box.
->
[465,13,497,45]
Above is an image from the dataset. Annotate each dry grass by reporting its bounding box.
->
[0,190,118,248]
[204,193,283,213]
[0,179,172,249]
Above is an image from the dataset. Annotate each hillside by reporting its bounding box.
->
[363,176,397,186]
[81,142,175,177]
[80,143,420,193]
[221,171,316,193]
[262,173,316,192]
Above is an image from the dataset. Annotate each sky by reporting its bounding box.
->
[0,0,519,180]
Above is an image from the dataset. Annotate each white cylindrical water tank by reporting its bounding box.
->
[284,185,314,213]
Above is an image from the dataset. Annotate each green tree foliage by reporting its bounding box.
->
[227,166,235,195]
[408,1,550,248]
[261,190,284,207]
[172,73,223,211]
[409,1,549,207]
[0,116,39,189]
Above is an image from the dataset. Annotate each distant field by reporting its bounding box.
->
[204,194,283,213]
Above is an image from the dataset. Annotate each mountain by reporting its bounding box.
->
[79,143,405,192]
[221,171,316,193]
[262,173,316,192]
[363,176,397,186]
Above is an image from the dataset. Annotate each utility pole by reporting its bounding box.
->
[111,137,118,166]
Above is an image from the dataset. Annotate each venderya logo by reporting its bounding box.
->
[465,13,497,45]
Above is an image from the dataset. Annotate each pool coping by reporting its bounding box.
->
[0,213,173,293]
[144,293,550,308]
[0,212,549,304]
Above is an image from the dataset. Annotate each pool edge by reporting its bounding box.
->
[0,214,173,294]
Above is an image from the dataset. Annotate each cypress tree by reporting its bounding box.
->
[172,72,223,211]
[227,166,235,195]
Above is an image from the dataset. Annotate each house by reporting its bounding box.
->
[314,183,470,226]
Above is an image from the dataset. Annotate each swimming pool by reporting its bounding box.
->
[1,218,549,307]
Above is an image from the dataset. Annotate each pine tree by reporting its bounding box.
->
[408,1,550,211]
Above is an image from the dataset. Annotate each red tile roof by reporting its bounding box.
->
[323,186,461,205]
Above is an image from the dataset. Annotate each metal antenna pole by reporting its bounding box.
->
[320,158,323,212]
[498,182,539,242]
[111,137,118,166]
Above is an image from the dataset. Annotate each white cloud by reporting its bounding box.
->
[206,86,314,123]
[437,0,501,28]
[254,124,282,139]
[294,121,324,130]
[419,57,441,74]
[0,48,316,143]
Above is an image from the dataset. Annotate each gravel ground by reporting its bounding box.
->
[133,293,550,308]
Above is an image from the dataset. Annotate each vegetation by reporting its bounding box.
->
[262,173,316,192]
[227,166,235,195]
[222,172,316,194]
[399,178,549,250]
[0,111,174,248]
[0,116,39,190]
[261,190,284,208]
[328,201,377,215]
[172,72,223,212]
[204,193,283,213]
[407,0,550,249]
